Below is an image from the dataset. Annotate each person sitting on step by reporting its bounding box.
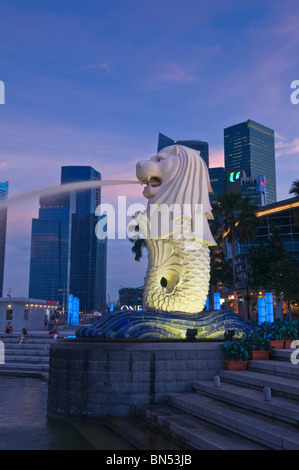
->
[19,328,28,344]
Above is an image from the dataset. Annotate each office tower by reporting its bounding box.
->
[29,192,72,302]
[119,287,143,308]
[61,166,106,314]
[208,168,227,204]
[29,167,107,313]
[157,133,209,167]
[0,182,8,297]
[225,170,267,206]
[224,120,276,204]
[240,175,266,206]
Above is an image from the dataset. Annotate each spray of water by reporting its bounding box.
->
[3,180,141,208]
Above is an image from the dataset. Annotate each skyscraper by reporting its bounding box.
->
[208,167,227,204]
[157,133,209,167]
[61,166,106,313]
[224,120,276,204]
[0,182,8,297]
[29,167,107,313]
[29,192,72,302]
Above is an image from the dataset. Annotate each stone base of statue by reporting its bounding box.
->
[47,310,255,421]
[76,310,255,340]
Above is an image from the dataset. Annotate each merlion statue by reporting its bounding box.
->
[135,145,216,314]
[76,145,254,339]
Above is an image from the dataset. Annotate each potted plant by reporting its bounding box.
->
[259,321,273,338]
[282,320,299,349]
[223,337,249,370]
[269,321,285,349]
[247,330,271,360]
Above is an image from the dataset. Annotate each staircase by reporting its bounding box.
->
[0,333,53,381]
[106,349,299,450]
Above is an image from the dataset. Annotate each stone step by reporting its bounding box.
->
[0,341,50,376]
[272,349,298,362]
[0,369,49,381]
[135,404,269,450]
[4,344,50,357]
[0,361,49,372]
[248,359,299,380]
[0,337,55,344]
[3,349,49,357]
[192,380,299,425]
[105,415,185,450]
[219,370,299,400]
[4,355,49,364]
[166,392,299,450]
[0,329,74,381]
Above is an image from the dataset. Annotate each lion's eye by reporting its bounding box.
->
[157,158,161,162]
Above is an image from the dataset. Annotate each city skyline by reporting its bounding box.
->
[29,166,107,312]
[224,119,276,205]
[0,1,299,302]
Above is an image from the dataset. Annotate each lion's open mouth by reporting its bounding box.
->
[142,177,162,187]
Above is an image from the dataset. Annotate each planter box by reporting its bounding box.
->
[250,350,270,360]
[225,360,248,371]
[270,340,284,349]
[284,339,296,349]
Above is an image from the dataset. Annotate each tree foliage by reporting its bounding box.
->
[289,179,299,197]
[212,193,258,292]
[209,243,233,291]
[249,225,299,303]
[289,179,299,228]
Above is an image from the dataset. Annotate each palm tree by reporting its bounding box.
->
[289,179,299,197]
[289,179,299,228]
[212,193,258,313]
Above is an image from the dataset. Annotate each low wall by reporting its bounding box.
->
[47,339,225,421]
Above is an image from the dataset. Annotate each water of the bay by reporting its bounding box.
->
[0,376,133,450]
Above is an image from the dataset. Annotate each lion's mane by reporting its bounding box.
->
[145,145,215,245]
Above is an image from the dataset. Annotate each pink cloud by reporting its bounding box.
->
[275,136,299,158]
[209,146,224,168]
[147,63,196,89]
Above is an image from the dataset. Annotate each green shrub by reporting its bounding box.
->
[223,338,249,361]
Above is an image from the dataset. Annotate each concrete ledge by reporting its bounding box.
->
[47,339,225,421]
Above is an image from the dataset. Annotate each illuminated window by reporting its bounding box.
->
[6,309,13,320]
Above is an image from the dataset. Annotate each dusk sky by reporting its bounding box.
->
[0,0,299,303]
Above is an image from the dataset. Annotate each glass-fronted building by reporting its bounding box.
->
[224,120,276,205]
[209,167,227,204]
[61,166,106,313]
[227,197,299,291]
[157,133,209,167]
[0,182,8,298]
[29,167,107,314]
[220,197,299,318]
[29,193,72,302]
[119,286,143,309]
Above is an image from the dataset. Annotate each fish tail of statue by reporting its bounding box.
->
[143,239,211,314]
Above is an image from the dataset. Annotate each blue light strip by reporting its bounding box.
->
[258,297,266,324]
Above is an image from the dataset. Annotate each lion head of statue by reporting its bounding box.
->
[136,145,215,245]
